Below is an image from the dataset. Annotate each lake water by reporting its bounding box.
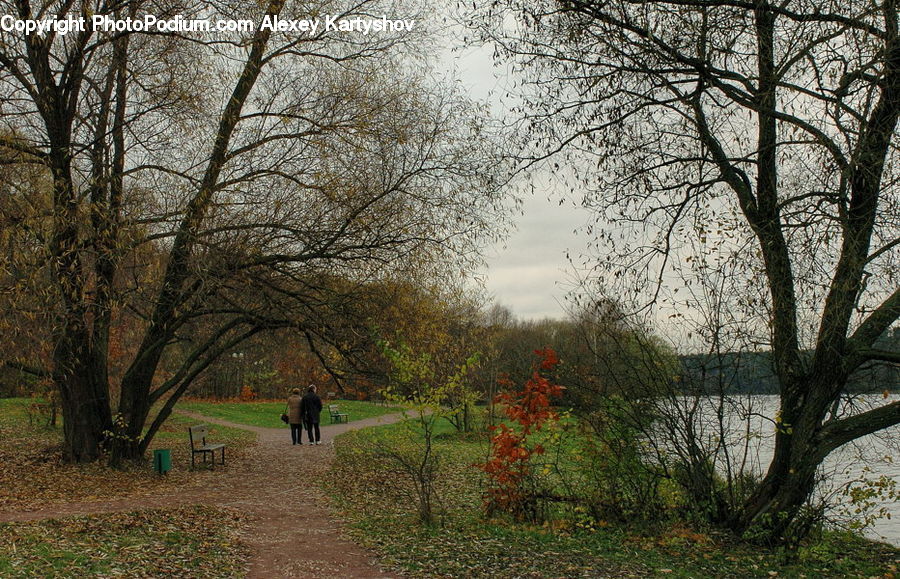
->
[668,394,899,546]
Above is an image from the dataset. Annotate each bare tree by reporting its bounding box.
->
[0,0,509,463]
[464,0,898,540]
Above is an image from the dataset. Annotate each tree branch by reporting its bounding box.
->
[855,349,900,365]
[849,287,900,351]
[818,401,900,458]
[3,359,50,378]
[0,136,49,164]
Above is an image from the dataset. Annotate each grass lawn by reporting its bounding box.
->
[0,506,249,577]
[325,414,900,578]
[177,398,402,428]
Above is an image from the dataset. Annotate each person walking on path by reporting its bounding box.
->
[286,388,304,445]
[300,384,323,445]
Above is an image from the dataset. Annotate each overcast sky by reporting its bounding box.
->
[445,41,595,321]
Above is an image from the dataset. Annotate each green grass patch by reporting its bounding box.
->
[325,418,900,578]
[0,397,36,427]
[177,398,402,428]
[0,506,249,577]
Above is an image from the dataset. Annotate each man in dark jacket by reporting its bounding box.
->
[300,384,323,445]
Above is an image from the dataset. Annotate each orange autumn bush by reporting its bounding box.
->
[479,347,564,521]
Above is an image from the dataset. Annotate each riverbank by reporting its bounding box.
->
[325,421,900,578]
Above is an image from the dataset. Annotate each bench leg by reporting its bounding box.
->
[190,449,224,470]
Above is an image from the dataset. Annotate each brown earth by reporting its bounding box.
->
[0,412,404,578]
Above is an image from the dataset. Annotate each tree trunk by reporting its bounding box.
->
[54,325,113,463]
[47,122,113,462]
[109,367,157,466]
[738,374,841,540]
[107,436,144,467]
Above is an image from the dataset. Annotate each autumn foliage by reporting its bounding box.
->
[480,347,563,520]
[238,385,257,401]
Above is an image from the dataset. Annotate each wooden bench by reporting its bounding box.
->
[188,424,226,470]
[328,404,348,424]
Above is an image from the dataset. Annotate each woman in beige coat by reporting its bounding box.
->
[286,388,304,445]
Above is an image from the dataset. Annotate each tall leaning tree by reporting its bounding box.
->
[465,0,898,540]
[0,0,508,464]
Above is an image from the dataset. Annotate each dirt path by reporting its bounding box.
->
[1,412,404,578]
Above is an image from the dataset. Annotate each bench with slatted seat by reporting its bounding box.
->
[188,424,226,470]
[328,404,348,423]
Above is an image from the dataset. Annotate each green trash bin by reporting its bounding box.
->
[153,448,172,474]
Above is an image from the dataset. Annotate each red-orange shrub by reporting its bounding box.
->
[479,347,563,520]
